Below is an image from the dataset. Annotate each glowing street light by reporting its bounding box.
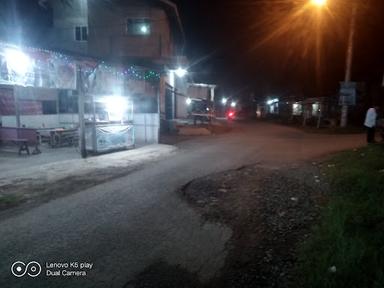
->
[310,0,327,7]
[231,101,237,108]
[100,96,129,122]
[308,0,355,127]
[221,97,228,105]
[186,97,192,105]
[4,48,32,75]
[140,25,149,34]
[174,67,187,78]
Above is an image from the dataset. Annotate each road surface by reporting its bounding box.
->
[0,122,364,287]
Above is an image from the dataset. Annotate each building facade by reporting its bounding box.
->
[47,0,186,128]
[47,0,184,63]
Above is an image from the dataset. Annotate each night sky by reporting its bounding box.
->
[175,0,384,99]
[3,0,384,100]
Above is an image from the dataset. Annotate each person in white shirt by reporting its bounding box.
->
[364,106,379,143]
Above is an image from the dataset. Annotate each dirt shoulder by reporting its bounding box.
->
[126,162,329,288]
[0,144,177,214]
[179,163,328,287]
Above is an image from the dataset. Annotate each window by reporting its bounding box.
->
[42,101,57,115]
[75,26,88,41]
[127,19,151,35]
[58,91,78,113]
[292,103,302,116]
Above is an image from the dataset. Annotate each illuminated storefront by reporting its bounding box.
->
[0,42,161,155]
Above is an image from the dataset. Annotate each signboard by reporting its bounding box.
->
[339,82,356,106]
[85,124,134,153]
[0,44,77,90]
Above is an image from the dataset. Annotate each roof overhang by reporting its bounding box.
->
[188,83,217,89]
[157,0,185,48]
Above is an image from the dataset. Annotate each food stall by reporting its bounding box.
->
[85,95,134,153]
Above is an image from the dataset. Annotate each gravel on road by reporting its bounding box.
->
[126,162,329,288]
[179,163,328,288]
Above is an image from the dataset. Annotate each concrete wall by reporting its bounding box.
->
[2,113,160,145]
[174,75,188,119]
[176,94,188,119]
[133,113,159,144]
[88,3,172,59]
[49,0,173,60]
[48,0,88,54]
[1,114,79,129]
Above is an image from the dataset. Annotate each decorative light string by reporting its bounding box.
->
[0,42,161,82]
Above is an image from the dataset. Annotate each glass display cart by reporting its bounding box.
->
[85,95,134,153]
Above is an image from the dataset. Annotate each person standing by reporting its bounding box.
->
[364,106,379,143]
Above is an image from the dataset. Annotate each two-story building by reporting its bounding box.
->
[0,0,187,152]
[46,0,186,122]
[47,0,184,61]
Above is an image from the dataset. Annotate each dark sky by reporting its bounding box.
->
[4,0,384,99]
[175,0,384,99]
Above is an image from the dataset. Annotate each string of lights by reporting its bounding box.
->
[0,42,161,82]
[41,17,170,32]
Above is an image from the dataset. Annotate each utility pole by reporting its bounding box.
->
[340,1,358,127]
[78,67,87,158]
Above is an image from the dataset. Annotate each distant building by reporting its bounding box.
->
[175,83,216,119]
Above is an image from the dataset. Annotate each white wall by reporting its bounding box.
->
[133,113,159,144]
[1,114,80,129]
[2,113,160,144]
[176,94,188,119]
[2,115,59,128]
[58,114,80,127]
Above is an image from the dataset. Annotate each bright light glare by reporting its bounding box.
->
[186,98,192,105]
[311,0,327,6]
[221,98,228,105]
[102,96,129,121]
[267,98,279,105]
[230,101,237,108]
[175,67,187,78]
[140,25,149,34]
[5,49,32,75]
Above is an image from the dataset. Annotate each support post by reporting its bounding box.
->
[14,86,21,128]
[156,84,160,143]
[340,2,357,128]
[91,93,97,152]
[317,103,322,129]
[78,68,87,158]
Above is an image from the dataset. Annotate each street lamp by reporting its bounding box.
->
[221,97,228,105]
[308,0,357,127]
[311,0,327,6]
[175,67,188,78]
[4,48,32,75]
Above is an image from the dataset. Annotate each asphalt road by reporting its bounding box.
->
[0,122,365,288]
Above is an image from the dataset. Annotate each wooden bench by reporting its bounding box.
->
[0,127,41,155]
